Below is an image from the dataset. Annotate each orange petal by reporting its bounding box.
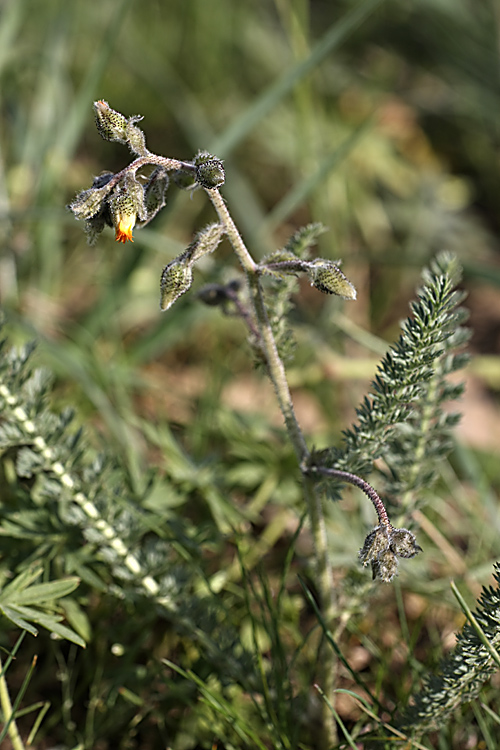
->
[115,227,134,243]
[114,215,135,243]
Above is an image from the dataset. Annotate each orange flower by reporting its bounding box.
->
[114,212,136,243]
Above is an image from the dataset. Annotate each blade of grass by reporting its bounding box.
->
[299,575,382,711]
[210,0,384,156]
[450,580,500,670]
[163,659,269,750]
[315,683,359,750]
[480,701,500,728]
[26,700,50,745]
[261,117,373,233]
[0,653,38,749]
[471,700,496,750]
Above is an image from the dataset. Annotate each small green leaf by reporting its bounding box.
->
[7,578,80,606]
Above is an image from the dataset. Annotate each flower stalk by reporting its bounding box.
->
[205,186,337,745]
[310,466,422,582]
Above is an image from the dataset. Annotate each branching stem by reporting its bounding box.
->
[205,185,337,747]
[103,153,196,192]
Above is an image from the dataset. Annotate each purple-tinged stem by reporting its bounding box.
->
[311,467,392,530]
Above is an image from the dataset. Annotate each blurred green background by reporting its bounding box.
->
[2,0,500,746]
[3,0,500,417]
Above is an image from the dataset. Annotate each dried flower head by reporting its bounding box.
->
[358,525,391,567]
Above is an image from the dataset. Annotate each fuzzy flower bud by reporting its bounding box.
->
[143,168,169,220]
[110,190,138,243]
[194,151,225,189]
[187,223,225,263]
[372,550,399,583]
[389,528,423,558]
[125,117,147,156]
[69,172,114,221]
[160,261,193,311]
[70,187,107,221]
[307,260,357,300]
[94,100,128,143]
[359,525,391,567]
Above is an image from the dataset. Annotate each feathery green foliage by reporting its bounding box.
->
[0,333,257,685]
[314,253,469,511]
[400,563,500,737]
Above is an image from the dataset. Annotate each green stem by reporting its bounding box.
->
[0,657,25,750]
[206,185,337,746]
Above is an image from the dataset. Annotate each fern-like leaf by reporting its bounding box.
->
[314,251,469,510]
[399,562,500,736]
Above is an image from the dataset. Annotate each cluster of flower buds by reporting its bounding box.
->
[308,465,422,583]
[70,103,357,311]
[68,102,171,245]
[69,166,169,245]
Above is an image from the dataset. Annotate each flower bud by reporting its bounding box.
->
[94,100,128,143]
[126,118,148,156]
[389,528,422,558]
[142,168,169,224]
[372,550,399,583]
[307,260,357,300]
[69,172,115,222]
[358,525,390,567]
[188,223,225,263]
[70,187,107,221]
[160,261,193,311]
[194,152,225,189]
[109,189,138,243]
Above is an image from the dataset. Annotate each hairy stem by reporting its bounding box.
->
[206,185,337,746]
[103,153,196,191]
[313,466,392,529]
